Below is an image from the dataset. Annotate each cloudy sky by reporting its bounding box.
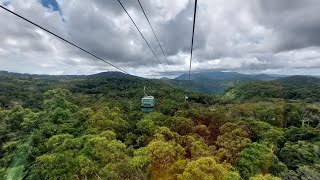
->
[1,0,320,77]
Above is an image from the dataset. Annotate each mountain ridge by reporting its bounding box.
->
[175,71,287,80]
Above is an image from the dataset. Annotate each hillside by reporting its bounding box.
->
[173,71,283,95]
[0,72,320,180]
[0,71,191,111]
[169,78,260,94]
[222,76,320,102]
[2,0,320,179]
[175,71,281,80]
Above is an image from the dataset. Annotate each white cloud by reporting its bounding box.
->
[0,0,320,77]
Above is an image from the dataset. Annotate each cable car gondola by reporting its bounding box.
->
[141,86,155,113]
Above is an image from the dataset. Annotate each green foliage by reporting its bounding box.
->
[166,116,194,135]
[137,118,158,135]
[147,140,185,179]
[237,143,276,179]
[130,147,150,171]
[222,81,283,102]
[295,165,320,180]
[216,123,251,164]
[222,76,320,102]
[177,157,233,180]
[189,140,210,159]
[239,119,285,148]
[1,72,320,179]
[279,141,320,170]
[279,76,320,102]
[285,126,320,142]
[249,174,281,180]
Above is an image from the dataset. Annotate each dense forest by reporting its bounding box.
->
[0,71,320,180]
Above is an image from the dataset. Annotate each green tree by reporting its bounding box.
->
[249,174,281,180]
[216,123,251,164]
[85,106,128,135]
[279,141,319,169]
[237,143,276,179]
[177,157,233,180]
[296,165,320,180]
[130,147,150,179]
[43,88,74,111]
[147,140,185,179]
[189,140,210,159]
[166,116,194,136]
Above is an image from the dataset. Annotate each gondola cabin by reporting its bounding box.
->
[141,95,155,113]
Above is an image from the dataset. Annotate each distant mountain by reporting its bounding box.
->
[172,71,281,94]
[0,71,137,80]
[88,71,135,78]
[277,75,320,85]
[160,77,170,80]
[2,71,319,99]
[0,70,8,74]
[170,78,260,94]
[175,71,280,81]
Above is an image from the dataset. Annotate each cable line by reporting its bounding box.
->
[117,0,169,76]
[137,0,174,75]
[0,5,129,74]
[188,0,198,81]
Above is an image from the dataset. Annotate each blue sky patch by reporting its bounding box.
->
[40,0,61,13]
[40,0,64,21]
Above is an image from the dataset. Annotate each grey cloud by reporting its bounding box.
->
[255,0,320,52]
[1,0,320,77]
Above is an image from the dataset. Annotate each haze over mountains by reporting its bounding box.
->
[1,70,320,97]
[175,71,288,81]
[0,70,305,80]
[172,71,319,95]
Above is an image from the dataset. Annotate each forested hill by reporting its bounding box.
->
[173,72,320,96]
[175,71,282,80]
[222,75,320,102]
[172,71,285,95]
[1,71,320,179]
[0,71,195,111]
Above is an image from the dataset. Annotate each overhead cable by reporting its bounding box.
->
[0,5,129,74]
[188,0,198,81]
[117,0,169,76]
[137,0,174,75]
